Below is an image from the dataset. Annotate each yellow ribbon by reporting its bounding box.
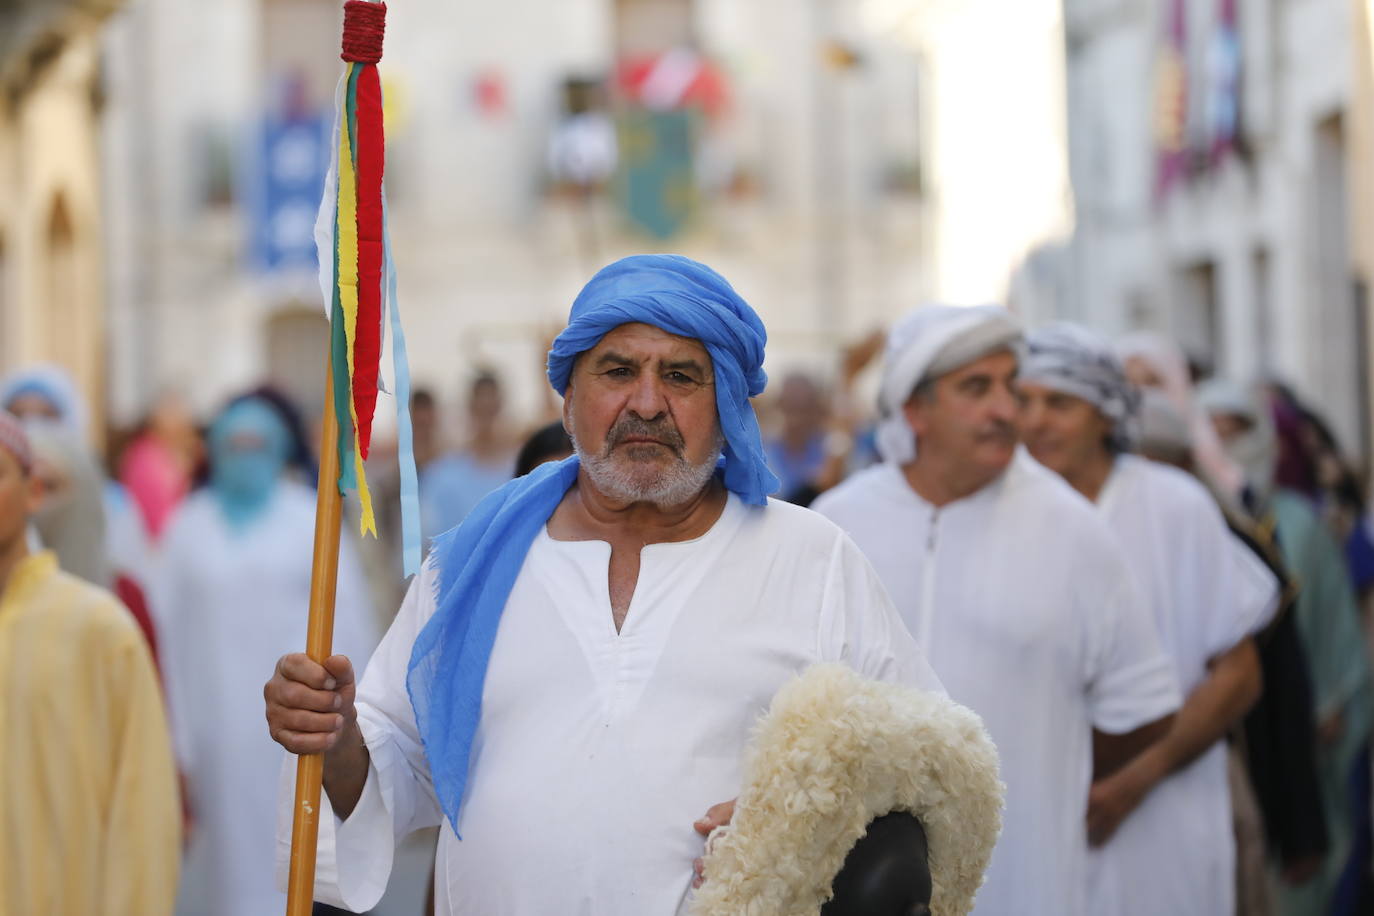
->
[336,62,377,537]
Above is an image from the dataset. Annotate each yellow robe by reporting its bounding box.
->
[0,551,179,915]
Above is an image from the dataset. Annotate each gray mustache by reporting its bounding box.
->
[977,421,1018,444]
[607,417,685,454]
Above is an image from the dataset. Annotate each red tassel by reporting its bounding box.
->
[352,61,385,458]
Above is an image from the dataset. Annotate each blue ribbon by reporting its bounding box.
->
[382,194,422,577]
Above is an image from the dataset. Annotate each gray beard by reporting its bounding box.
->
[570,417,723,507]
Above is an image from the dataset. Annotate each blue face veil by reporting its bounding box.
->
[207,398,290,530]
[410,254,778,834]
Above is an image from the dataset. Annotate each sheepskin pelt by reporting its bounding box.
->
[690,664,1003,916]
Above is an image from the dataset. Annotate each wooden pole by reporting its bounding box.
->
[285,351,345,916]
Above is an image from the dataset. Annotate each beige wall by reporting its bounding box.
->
[1352,0,1374,463]
[0,16,109,441]
[1062,0,1373,460]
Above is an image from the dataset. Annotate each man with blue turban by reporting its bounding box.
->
[264,256,947,915]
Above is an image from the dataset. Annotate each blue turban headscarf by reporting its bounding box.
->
[408,254,778,834]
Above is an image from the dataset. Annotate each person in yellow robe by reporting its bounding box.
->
[0,410,179,914]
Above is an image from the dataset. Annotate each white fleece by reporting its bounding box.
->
[692,664,1003,916]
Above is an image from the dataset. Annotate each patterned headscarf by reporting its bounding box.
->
[1022,323,1140,452]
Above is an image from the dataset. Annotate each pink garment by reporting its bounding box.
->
[119,435,189,542]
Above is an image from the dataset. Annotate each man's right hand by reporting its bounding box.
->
[264,653,357,755]
[266,653,370,817]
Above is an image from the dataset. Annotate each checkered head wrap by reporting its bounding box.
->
[1022,323,1141,453]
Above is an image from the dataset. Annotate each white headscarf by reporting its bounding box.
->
[0,364,88,438]
[1196,377,1276,497]
[1136,388,1194,459]
[1115,332,1247,503]
[24,421,111,587]
[876,304,1023,464]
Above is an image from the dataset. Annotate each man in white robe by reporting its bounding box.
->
[154,392,378,916]
[1018,323,1274,916]
[812,306,1181,916]
[263,255,947,915]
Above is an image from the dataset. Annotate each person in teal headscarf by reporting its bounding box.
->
[1201,379,1374,915]
[205,398,291,527]
[153,388,376,916]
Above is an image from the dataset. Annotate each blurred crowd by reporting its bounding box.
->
[3,309,1374,914]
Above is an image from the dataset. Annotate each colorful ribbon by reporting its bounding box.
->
[317,0,421,575]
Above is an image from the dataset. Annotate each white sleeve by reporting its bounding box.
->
[1225,533,1281,640]
[1176,486,1277,659]
[1082,543,1182,734]
[818,531,945,695]
[275,563,444,911]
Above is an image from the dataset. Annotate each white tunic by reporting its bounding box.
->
[154,484,378,916]
[812,452,1181,916]
[1088,455,1277,916]
[281,495,943,915]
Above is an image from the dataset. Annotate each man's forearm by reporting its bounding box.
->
[323,722,371,819]
[1093,713,1174,779]
[1132,638,1261,784]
